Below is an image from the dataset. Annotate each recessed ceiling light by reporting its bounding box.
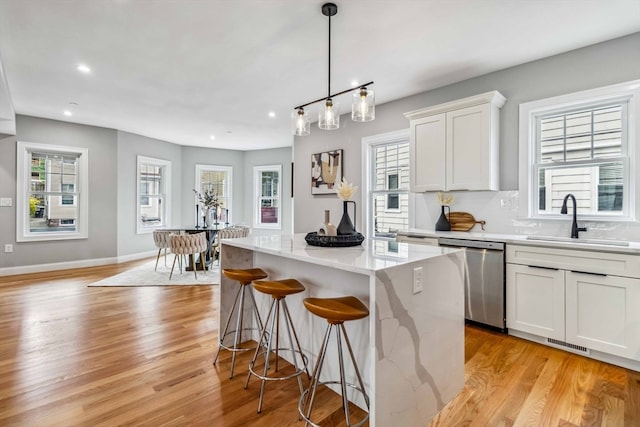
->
[209,135,216,140]
[351,80,359,86]
[63,110,72,116]
[268,111,276,118]
[77,64,91,74]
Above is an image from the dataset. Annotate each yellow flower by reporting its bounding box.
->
[335,177,358,201]
[437,192,454,206]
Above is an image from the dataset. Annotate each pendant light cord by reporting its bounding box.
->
[327,12,331,99]
[292,3,373,112]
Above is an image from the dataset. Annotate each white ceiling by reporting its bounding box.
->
[0,0,638,150]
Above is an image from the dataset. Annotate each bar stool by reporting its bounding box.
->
[244,278,310,413]
[299,296,370,427]
[213,268,268,379]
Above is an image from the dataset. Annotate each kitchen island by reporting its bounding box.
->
[219,234,465,426]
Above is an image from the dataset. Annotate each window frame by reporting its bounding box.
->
[518,80,639,221]
[16,141,89,242]
[362,129,413,240]
[136,155,171,234]
[254,164,281,230]
[195,164,233,225]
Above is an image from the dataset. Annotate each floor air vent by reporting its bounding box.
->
[546,338,590,355]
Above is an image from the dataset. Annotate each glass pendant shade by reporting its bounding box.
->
[318,98,340,130]
[291,108,310,136]
[352,87,375,122]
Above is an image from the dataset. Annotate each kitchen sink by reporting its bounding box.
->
[525,235,630,247]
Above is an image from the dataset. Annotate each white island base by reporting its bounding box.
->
[220,234,465,426]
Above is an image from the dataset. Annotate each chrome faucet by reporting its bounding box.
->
[560,193,587,239]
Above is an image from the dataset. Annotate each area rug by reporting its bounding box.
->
[89,259,220,286]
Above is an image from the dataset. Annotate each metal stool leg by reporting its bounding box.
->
[213,285,243,365]
[282,300,311,391]
[245,295,309,414]
[301,324,332,426]
[228,283,247,379]
[341,324,370,410]
[299,323,369,427]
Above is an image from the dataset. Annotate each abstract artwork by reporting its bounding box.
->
[311,149,343,195]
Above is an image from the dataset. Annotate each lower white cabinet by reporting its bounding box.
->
[506,244,640,362]
[506,264,565,340]
[565,271,640,360]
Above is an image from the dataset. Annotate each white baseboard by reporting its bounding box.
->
[117,250,157,263]
[0,250,157,277]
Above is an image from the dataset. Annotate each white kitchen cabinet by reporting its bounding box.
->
[506,244,640,363]
[565,271,640,360]
[404,91,505,192]
[506,264,565,340]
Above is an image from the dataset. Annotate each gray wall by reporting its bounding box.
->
[0,115,118,268]
[293,33,640,240]
[116,130,183,257]
[243,147,293,235]
[0,116,293,271]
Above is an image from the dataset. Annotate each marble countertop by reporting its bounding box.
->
[221,233,462,275]
[397,228,640,254]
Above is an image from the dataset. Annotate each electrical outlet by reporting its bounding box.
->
[413,267,423,294]
[0,197,12,207]
[4,244,13,253]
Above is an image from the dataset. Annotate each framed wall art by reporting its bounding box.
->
[311,149,342,195]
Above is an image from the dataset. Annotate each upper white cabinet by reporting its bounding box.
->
[404,91,506,192]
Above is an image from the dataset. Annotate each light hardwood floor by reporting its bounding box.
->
[0,260,638,426]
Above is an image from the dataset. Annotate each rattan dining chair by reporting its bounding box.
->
[152,230,172,271]
[213,226,250,265]
[169,232,208,279]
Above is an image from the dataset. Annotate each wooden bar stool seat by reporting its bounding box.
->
[213,268,268,379]
[299,296,370,427]
[244,278,310,413]
[302,296,369,323]
[222,268,268,284]
[252,278,306,299]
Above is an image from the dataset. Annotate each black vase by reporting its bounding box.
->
[435,205,451,231]
[337,201,357,235]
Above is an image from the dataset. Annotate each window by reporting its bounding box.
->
[519,80,639,220]
[137,156,171,233]
[195,164,232,225]
[363,130,411,239]
[254,165,281,229]
[16,141,88,242]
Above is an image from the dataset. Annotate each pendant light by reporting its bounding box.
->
[292,108,310,136]
[292,3,375,136]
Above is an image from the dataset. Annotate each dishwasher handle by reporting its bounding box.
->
[438,237,505,251]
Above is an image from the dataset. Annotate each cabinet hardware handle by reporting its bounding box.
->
[527,265,559,271]
[570,270,607,277]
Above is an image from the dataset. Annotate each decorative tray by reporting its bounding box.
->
[305,232,365,247]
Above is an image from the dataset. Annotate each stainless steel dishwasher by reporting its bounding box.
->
[438,237,506,331]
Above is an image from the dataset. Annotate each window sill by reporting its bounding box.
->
[17,232,88,243]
